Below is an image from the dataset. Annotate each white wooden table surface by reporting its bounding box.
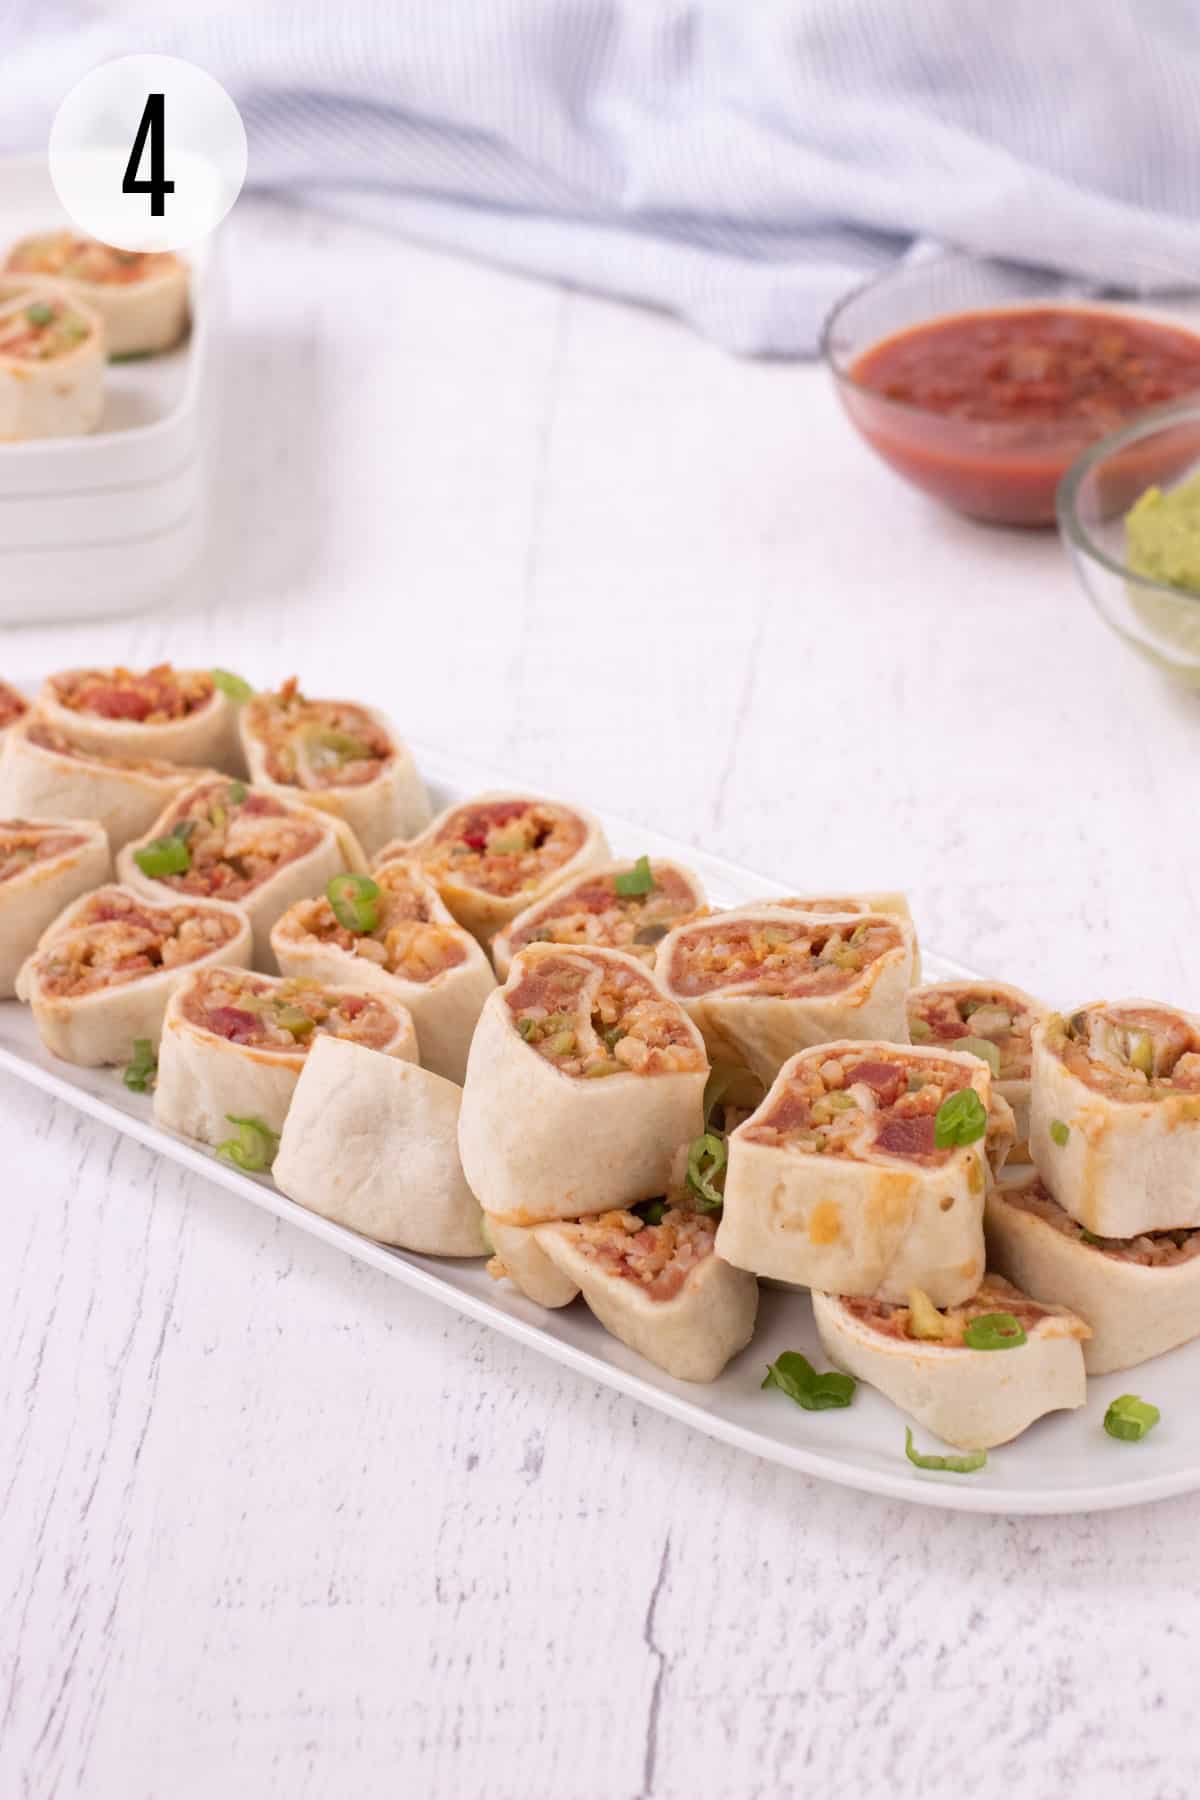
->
[4,198,1200,1800]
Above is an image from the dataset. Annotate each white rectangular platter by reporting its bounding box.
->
[2,741,1194,1515]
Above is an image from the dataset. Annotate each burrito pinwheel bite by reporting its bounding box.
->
[718,1041,1015,1304]
[36,666,243,771]
[908,979,1047,1150]
[458,945,708,1222]
[813,1275,1089,1451]
[273,1035,486,1255]
[0,681,28,740]
[17,884,251,1066]
[987,1170,1200,1374]
[492,857,706,979]
[382,792,609,947]
[1030,1001,1200,1237]
[0,279,104,439]
[270,858,493,1085]
[118,777,366,968]
[656,909,915,1088]
[5,232,188,357]
[0,817,110,995]
[238,677,429,856]
[154,967,417,1148]
[0,717,213,851]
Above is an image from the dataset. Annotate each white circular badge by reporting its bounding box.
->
[49,55,247,253]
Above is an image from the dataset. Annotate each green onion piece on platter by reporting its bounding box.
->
[904,1428,987,1474]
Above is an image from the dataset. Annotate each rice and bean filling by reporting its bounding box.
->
[506,951,705,1078]
[0,292,93,360]
[1050,1004,1200,1101]
[149,781,324,900]
[247,678,395,791]
[844,1275,1083,1345]
[36,893,241,997]
[0,681,28,731]
[665,913,902,1000]
[507,864,702,963]
[51,665,214,724]
[908,983,1036,1082]
[182,970,398,1051]
[0,823,87,884]
[742,1048,991,1166]
[558,1207,718,1303]
[1004,1174,1200,1267]
[422,799,587,898]
[7,233,175,287]
[281,861,467,983]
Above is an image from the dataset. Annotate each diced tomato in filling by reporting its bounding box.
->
[561,1207,716,1302]
[34,892,240,998]
[7,232,176,286]
[907,982,1037,1082]
[665,914,901,999]
[181,969,399,1051]
[506,864,703,965]
[421,798,588,898]
[148,780,324,902]
[0,681,28,730]
[1052,1004,1200,1100]
[505,949,704,1079]
[843,1275,1076,1345]
[0,823,86,884]
[874,1114,936,1156]
[245,678,395,792]
[278,861,466,983]
[842,1060,906,1107]
[52,665,213,724]
[1004,1175,1200,1266]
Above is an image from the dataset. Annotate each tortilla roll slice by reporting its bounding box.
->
[0,717,217,851]
[908,979,1048,1151]
[154,967,417,1147]
[459,945,708,1223]
[0,818,111,996]
[532,1206,758,1382]
[0,680,29,741]
[380,792,610,948]
[812,1276,1089,1451]
[1030,1001,1200,1236]
[118,777,367,970]
[717,1041,1015,1305]
[492,857,707,980]
[484,1218,583,1308]
[656,909,914,1089]
[270,857,493,1084]
[272,1036,486,1255]
[36,666,242,772]
[0,279,104,439]
[6,232,188,357]
[16,884,251,1067]
[987,1170,1200,1375]
[238,677,429,856]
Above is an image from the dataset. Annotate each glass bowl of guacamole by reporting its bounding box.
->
[1059,399,1200,683]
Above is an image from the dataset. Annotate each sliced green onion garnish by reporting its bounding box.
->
[613,856,654,898]
[227,780,247,805]
[954,1036,1001,1077]
[517,1017,539,1041]
[1104,1394,1160,1441]
[216,1114,280,1173]
[933,1087,987,1149]
[686,1132,727,1211]
[25,301,54,326]
[634,1199,667,1226]
[904,1428,986,1474]
[326,872,381,934]
[762,1352,856,1411]
[134,833,191,878]
[1050,1118,1070,1147]
[122,1038,157,1093]
[908,1017,933,1042]
[274,1004,315,1040]
[962,1311,1027,1352]
[211,669,254,703]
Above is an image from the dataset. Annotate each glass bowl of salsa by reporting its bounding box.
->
[1059,401,1200,685]
[823,252,1200,526]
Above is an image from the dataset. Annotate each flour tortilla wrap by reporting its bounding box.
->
[1030,1001,1200,1236]
[0,817,110,996]
[16,884,251,1066]
[5,233,188,357]
[535,1208,758,1381]
[239,679,430,857]
[492,857,707,980]
[458,946,708,1222]
[987,1170,1200,1375]
[0,278,104,439]
[270,857,494,1084]
[723,891,921,982]
[0,717,216,851]
[119,777,367,970]
[0,680,29,741]
[36,666,242,771]
[717,1041,1015,1306]
[484,1219,582,1308]
[908,979,1047,1151]
[656,909,914,1089]
[273,1035,486,1255]
[153,967,417,1147]
[813,1278,1089,1451]
[381,791,610,947]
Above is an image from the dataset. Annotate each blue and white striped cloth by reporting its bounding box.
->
[6,0,1200,354]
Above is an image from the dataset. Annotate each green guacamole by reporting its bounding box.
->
[1127,474,1200,593]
